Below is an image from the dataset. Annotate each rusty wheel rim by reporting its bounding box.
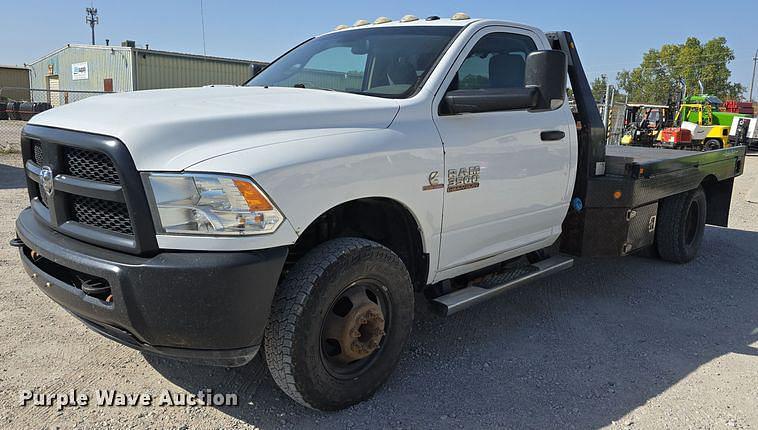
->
[320,279,389,379]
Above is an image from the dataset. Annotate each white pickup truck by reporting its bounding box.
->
[13,15,746,410]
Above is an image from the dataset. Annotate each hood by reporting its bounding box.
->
[29,86,400,170]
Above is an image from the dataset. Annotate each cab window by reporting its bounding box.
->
[450,32,538,91]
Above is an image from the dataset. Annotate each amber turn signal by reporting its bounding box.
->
[234,179,274,212]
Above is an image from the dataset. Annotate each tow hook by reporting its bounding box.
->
[9,238,24,248]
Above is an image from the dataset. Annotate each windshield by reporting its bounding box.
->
[247,26,461,98]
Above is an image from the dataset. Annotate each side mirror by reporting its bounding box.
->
[442,88,537,115]
[525,50,567,110]
[441,49,567,115]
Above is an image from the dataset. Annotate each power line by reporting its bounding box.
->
[585,58,750,75]
[750,49,757,102]
[587,58,747,71]
[584,51,746,70]
[626,59,742,74]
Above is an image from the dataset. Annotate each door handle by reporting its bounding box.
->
[540,130,565,141]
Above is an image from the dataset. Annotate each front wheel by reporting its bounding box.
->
[264,238,414,410]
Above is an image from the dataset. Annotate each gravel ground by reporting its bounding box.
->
[0,152,756,429]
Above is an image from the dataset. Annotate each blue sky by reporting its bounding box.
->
[3,0,757,95]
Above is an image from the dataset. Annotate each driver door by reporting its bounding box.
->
[432,27,574,275]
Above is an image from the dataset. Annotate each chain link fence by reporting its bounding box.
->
[606,102,627,146]
[595,99,628,146]
[1,87,108,152]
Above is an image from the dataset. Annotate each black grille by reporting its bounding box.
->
[71,196,133,235]
[22,125,157,254]
[32,141,44,165]
[63,147,120,185]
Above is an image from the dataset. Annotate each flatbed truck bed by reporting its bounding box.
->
[564,145,745,258]
[604,145,745,178]
[550,31,746,258]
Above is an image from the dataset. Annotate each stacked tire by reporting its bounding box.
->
[18,102,34,121]
[5,101,20,120]
[18,102,52,121]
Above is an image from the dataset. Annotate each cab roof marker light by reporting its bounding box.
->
[400,15,419,23]
[451,12,471,20]
[353,19,370,27]
[374,16,392,24]
[334,24,349,30]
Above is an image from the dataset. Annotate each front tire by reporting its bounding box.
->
[655,187,707,263]
[264,238,414,410]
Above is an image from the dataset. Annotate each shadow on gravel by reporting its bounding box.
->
[0,162,26,190]
[145,226,758,429]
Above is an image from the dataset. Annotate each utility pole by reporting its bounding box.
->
[602,74,611,128]
[750,49,757,102]
[86,7,99,45]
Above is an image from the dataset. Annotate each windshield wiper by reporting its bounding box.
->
[293,83,336,92]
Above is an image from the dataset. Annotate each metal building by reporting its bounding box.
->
[27,42,265,104]
[0,65,31,101]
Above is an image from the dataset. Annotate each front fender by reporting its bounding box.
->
[186,128,444,267]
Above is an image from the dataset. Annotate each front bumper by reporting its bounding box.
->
[15,207,287,367]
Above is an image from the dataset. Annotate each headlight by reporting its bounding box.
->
[144,173,283,235]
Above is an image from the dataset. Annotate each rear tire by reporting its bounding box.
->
[264,238,414,410]
[655,187,707,263]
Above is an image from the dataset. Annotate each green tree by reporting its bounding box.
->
[617,36,744,104]
[591,76,607,102]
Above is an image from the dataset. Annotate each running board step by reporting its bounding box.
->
[432,255,574,316]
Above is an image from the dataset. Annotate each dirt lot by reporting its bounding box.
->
[0,151,756,429]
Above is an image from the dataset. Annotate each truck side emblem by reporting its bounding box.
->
[447,166,480,192]
[40,166,54,196]
[422,171,444,191]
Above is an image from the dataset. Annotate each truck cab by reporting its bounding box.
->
[13,15,745,410]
